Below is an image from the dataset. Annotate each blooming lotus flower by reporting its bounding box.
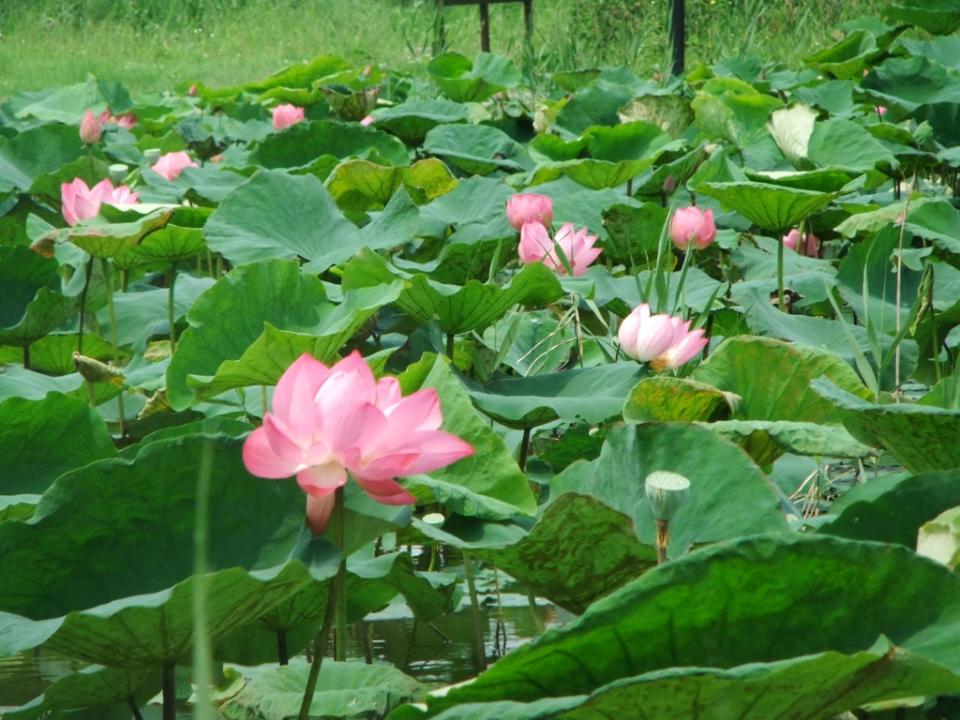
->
[272,103,305,130]
[151,151,198,181]
[618,304,708,371]
[519,222,601,277]
[506,193,553,231]
[243,352,474,534]
[782,228,820,257]
[670,206,716,251]
[79,110,102,144]
[60,178,139,226]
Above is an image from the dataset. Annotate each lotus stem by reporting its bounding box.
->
[645,471,691,565]
[776,230,786,312]
[446,332,455,360]
[277,630,289,666]
[191,440,215,720]
[162,661,176,720]
[22,344,29,370]
[297,486,344,720]
[102,258,124,437]
[655,519,670,565]
[463,553,487,672]
[518,427,531,472]
[167,264,177,351]
[127,695,145,720]
[77,254,95,356]
[334,486,347,662]
[672,246,694,315]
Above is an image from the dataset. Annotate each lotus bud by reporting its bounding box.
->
[108,164,129,184]
[79,110,103,145]
[670,206,716,251]
[143,148,161,163]
[645,470,691,565]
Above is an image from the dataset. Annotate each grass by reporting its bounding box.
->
[0,0,887,98]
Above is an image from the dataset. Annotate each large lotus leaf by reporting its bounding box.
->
[428,534,960,712]
[692,336,872,423]
[0,495,39,524]
[623,377,736,423]
[729,236,837,306]
[203,170,363,269]
[528,158,657,191]
[428,52,520,103]
[745,167,862,193]
[903,198,960,255]
[694,181,835,231]
[468,363,645,429]
[113,225,206,270]
[0,434,307,619]
[629,145,708,196]
[28,155,110,201]
[0,124,85,192]
[418,175,513,240]
[862,56,960,113]
[0,560,326,667]
[2,665,160,720]
[885,0,960,34]
[173,287,401,407]
[161,164,248,204]
[0,246,77,346]
[820,470,960,547]
[0,393,115,495]
[66,208,176,259]
[737,286,917,390]
[553,81,636,136]
[398,353,537,519]
[590,266,723,317]
[343,249,563,335]
[807,118,896,173]
[99,274,214,353]
[325,158,456,212]
[691,82,783,147]
[702,420,875,468]
[249,120,409,170]
[552,424,787,557]
[371,100,471,145]
[244,54,350,92]
[803,30,881,79]
[220,661,421,720]
[9,79,112,123]
[812,379,960,473]
[423,124,528,175]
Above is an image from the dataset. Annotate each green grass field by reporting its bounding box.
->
[1,0,886,97]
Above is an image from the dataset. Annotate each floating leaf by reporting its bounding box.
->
[623,376,736,422]
[0,246,77,347]
[423,124,528,175]
[694,181,835,231]
[428,52,521,103]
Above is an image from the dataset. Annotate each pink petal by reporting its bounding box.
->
[356,452,420,481]
[381,387,442,431]
[374,376,404,413]
[272,353,330,436]
[296,462,348,496]
[628,314,679,361]
[353,475,417,505]
[263,414,307,465]
[324,402,386,459]
[518,222,552,264]
[400,431,475,475]
[305,493,336,535]
[243,427,298,479]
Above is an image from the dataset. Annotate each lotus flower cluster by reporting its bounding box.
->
[151,151,198,181]
[618,304,708,371]
[519,221,601,277]
[670,206,716,251]
[272,103,305,130]
[782,228,820,257]
[61,178,139,226]
[243,352,474,534]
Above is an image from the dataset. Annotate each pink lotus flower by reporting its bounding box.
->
[97,109,137,130]
[188,84,198,97]
[242,352,474,534]
[519,221,601,277]
[782,228,820,257]
[272,103,305,130]
[79,110,102,145]
[151,151,198,181]
[876,106,887,118]
[360,115,376,126]
[670,206,716,251]
[60,178,140,226]
[506,193,553,231]
[618,304,708,371]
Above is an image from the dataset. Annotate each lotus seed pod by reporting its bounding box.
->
[645,471,691,521]
[108,164,129,184]
[73,352,124,385]
[143,148,161,163]
[423,512,445,526]
[917,506,960,570]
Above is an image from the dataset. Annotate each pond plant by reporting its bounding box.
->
[2,2,960,718]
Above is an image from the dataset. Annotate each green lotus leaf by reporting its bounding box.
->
[623,376,736,423]
[803,30,881,79]
[692,336,872,423]
[884,0,960,35]
[528,158,657,190]
[113,225,206,270]
[166,259,400,410]
[0,393,115,495]
[0,124,85,192]
[553,81,636,136]
[628,145,707,196]
[903,198,960,255]
[398,353,537,519]
[702,419,875,468]
[691,80,783,147]
[249,119,409,170]
[0,495,39,524]
[65,208,175,259]
[428,535,960,712]
[694,181,835,231]
[0,246,77,347]
[220,660,421,720]
[862,56,960,113]
[744,167,862,193]
[807,118,896,173]
[468,363,645,429]
[326,158,456,212]
[423,124,528,175]
[371,100,471,145]
[28,155,110,201]
[428,52,520,103]
[812,379,960,473]
[552,424,787,557]
[245,54,351,92]
[0,333,113,375]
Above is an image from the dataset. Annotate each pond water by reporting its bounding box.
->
[0,593,572,714]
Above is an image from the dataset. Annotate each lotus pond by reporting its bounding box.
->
[3,1,960,718]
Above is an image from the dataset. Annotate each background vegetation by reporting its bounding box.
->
[1,0,885,97]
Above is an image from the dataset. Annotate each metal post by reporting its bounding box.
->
[670,0,685,77]
[480,1,490,51]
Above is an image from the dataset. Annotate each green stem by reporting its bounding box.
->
[77,254,95,355]
[776,231,786,312]
[334,486,347,661]
[672,246,694,315]
[22,344,30,370]
[277,630,289,666]
[191,440,215,720]
[127,696,145,720]
[297,487,344,720]
[167,264,177,351]
[446,332,455,360]
[162,661,176,720]
[518,427,531,472]
[463,553,487,672]
[102,258,125,437]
